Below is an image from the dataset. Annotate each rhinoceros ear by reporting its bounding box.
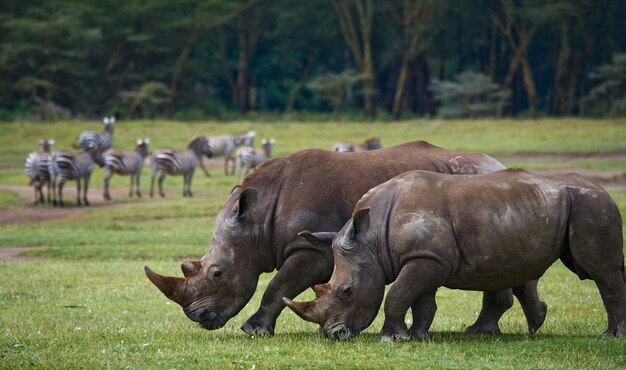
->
[344,208,370,245]
[236,188,257,219]
[298,231,337,249]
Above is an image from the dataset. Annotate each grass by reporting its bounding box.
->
[1,118,625,369]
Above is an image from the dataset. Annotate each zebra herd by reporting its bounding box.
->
[24,118,276,206]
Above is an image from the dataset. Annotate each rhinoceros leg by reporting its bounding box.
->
[513,280,547,334]
[409,291,438,341]
[241,247,334,337]
[380,259,449,342]
[464,290,513,335]
[592,271,626,336]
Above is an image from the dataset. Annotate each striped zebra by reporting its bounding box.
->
[150,136,212,198]
[78,116,115,167]
[103,138,150,201]
[333,137,382,152]
[235,138,275,183]
[24,139,55,204]
[206,131,256,175]
[49,144,96,206]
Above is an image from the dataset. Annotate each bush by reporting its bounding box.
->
[429,72,510,118]
[585,54,626,117]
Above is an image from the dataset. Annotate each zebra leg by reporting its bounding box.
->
[224,157,230,176]
[136,172,142,198]
[199,157,210,177]
[103,168,111,201]
[76,178,82,206]
[83,173,90,206]
[158,172,167,198]
[129,174,134,198]
[51,176,57,206]
[188,171,194,197]
[46,180,51,204]
[58,179,65,207]
[150,170,157,198]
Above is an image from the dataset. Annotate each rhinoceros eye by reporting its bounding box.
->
[213,270,223,278]
[337,284,353,300]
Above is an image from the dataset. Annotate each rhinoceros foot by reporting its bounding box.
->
[602,322,626,337]
[240,321,275,337]
[527,301,548,335]
[379,324,411,342]
[464,321,502,335]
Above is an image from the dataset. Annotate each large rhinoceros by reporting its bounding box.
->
[145,141,547,336]
[284,169,626,340]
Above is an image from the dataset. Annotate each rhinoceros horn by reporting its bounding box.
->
[144,266,186,306]
[282,297,323,324]
[312,283,331,298]
[180,259,201,278]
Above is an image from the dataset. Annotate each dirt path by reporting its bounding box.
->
[1,153,624,226]
[0,247,48,262]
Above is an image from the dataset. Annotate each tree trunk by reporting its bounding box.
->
[551,20,572,116]
[169,31,198,118]
[331,0,376,118]
[285,48,319,113]
[520,53,537,118]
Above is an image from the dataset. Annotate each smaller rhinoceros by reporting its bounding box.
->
[284,169,626,341]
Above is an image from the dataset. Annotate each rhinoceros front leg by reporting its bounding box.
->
[409,291,438,341]
[380,259,449,342]
[241,248,334,337]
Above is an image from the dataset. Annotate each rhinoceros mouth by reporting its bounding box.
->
[326,323,355,341]
[199,316,225,330]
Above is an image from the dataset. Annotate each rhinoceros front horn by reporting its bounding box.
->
[282,297,323,324]
[144,266,186,306]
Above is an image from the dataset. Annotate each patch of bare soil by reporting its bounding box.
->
[495,150,626,189]
[0,247,48,262]
[0,184,135,225]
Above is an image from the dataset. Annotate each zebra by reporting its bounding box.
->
[206,131,256,175]
[24,139,55,204]
[78,116,115,167]
[49,143,96,206]
[333,137,382,152]
[150,136,212,198]
[103,138,150,201]
[235,138,275,183]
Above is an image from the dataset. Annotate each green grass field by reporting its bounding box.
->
[1,119,625,369]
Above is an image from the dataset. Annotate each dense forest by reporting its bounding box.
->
[1,0,625,120]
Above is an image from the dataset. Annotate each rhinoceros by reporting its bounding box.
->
[284,169,626,340]
[145,141,547,336]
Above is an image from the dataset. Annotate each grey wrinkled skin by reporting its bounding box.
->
[145,141,546,336]
[285,169,625,340]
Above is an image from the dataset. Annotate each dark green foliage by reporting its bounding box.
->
[0,0,624,119]
[430,72,510,118]
[586,54,626,116]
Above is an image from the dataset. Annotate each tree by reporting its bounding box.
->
[585,54,626,116]
[331,0,376,118]
[484,0,556,117]
[308,70,365,120]
[429,71,510,118]
[388,0,445,120]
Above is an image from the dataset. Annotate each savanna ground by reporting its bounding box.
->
[0,119,625,369]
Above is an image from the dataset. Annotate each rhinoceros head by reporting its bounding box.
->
[284,208,385,340]
[145,187,262,330]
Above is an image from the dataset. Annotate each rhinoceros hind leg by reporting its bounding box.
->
[590,271,626,336]
[464,290,512,335]
[512,280,548,335]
